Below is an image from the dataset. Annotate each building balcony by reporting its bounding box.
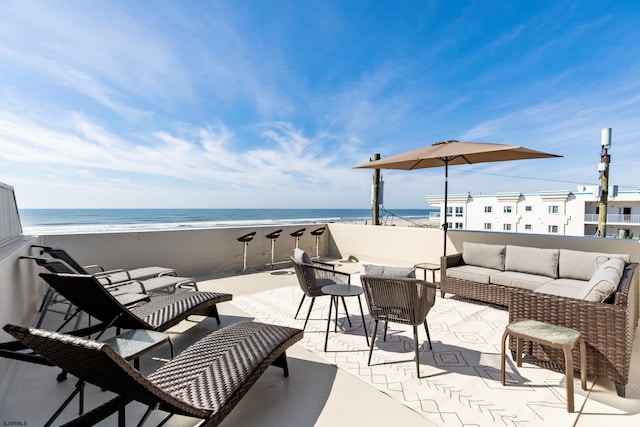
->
[585,214,640,225]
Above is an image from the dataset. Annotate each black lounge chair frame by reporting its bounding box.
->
[4,321,303,427]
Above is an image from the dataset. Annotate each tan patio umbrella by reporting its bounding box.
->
[354,140,562,255]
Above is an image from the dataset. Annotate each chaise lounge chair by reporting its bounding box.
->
[37,272,232,334]
[3,321,303,426]
[31,245,177,285]
[21,256,200,328]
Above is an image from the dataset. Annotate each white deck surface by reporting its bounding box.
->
[0,261,638,426]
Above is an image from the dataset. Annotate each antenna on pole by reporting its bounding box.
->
[597,128,611,237]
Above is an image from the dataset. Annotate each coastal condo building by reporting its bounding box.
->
[426,185,640,239]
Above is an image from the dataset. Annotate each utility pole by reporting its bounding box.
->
[597,128,611,237]
[371,153,381,225]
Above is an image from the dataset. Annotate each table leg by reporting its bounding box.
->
[562,344,575,413]
[516,337,523,367]
[334,296,339,332]
[579,338,587,390]
[325,296,334,352]
[501,329,509,385]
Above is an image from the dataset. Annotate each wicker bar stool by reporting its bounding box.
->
[237,231,257,273]
[310,227,325,260]
[265,229,283,269]
[290,228,306,253]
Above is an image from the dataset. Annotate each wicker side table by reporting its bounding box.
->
[501,319,587,413]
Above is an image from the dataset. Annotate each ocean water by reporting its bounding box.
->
[19,208,437,235]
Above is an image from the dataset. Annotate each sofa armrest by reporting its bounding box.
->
[612,263,638,307]
[441,253,464,275]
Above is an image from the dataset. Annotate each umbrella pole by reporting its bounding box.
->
[443,160,449,256]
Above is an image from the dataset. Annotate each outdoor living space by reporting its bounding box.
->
[1,224,640,426]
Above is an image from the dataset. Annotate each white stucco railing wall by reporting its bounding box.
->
[0,182,23,245]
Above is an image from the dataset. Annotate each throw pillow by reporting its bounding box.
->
[293,248,312,264]
[582,258,624,302]
[363,264,416,278]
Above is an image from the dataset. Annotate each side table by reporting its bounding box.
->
[413,262,440,283]
[501,319,586,412]
[103,329,173,369]
[321,284,369,351]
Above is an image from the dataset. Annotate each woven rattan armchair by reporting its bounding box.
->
[360,275,437,377]
[290,248,351,329]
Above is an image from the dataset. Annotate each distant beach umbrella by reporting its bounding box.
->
[354,140,562,255]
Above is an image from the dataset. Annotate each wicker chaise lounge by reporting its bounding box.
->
[4,321,304,426]
[38,272,232,333]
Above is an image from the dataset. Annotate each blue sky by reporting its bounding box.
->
[1,1,639,209]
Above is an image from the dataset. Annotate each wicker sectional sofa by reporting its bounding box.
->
[441,242,639,397]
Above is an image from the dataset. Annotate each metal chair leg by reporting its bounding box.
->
[295,295,306,318]
[303,297,315,330]
[368,320,379,366]
[424,320,433,351]
[413,325,420,377]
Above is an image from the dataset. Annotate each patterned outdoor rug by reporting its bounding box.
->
[234,285,591,427]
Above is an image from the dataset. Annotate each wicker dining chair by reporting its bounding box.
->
[290,248,351,329]
[359,275,437,377]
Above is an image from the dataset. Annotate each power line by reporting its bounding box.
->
[451,169,638,190]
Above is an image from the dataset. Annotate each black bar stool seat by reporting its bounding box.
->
[237,232,256,243]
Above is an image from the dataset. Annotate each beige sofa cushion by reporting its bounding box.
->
[446,265,499,284]
[559,249,629,281]
[535,278,590,299]
[505,245,559,278]
[462,242,506,271]
[582,258,625,302]
[490,271,553,291]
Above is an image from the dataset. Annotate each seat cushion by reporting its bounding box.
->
[505,245,559,278]
[535,278,590,299]
[559,249,629,281]
[490,271,553,291]
[363,264,416,278]
[462,242,506,271]
[446,265,500,284]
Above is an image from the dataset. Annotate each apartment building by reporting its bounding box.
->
[426,186,640,238]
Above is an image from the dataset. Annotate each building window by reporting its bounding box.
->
[525,205,532,212]
[503,224,512,231]
[454,222,463,229]
[446,207,453,217]
[484,206,492,213]
[548,205,559,214]
[446,221,452,229]
[548,225,558,233]
[524,224,532,230]
[503,206,512,214]
[455,207,464,217]
[484,223,492,230]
